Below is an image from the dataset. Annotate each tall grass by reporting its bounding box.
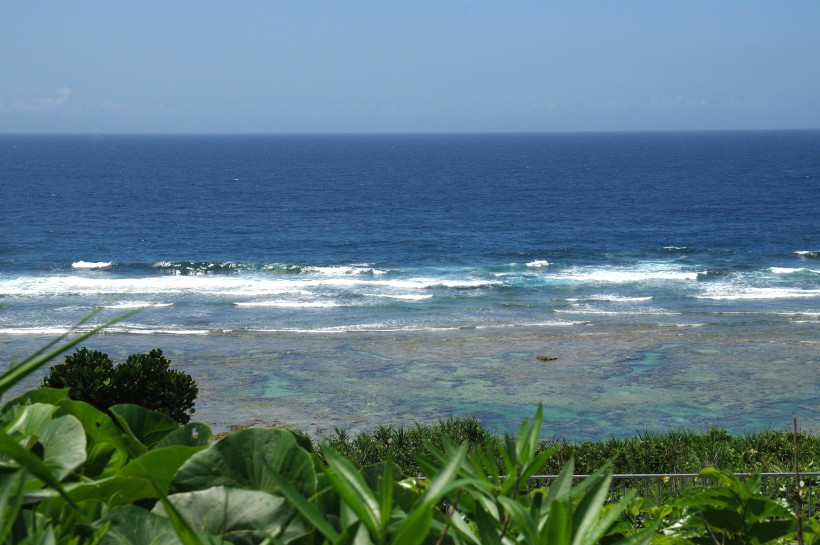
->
[317,419,820,476]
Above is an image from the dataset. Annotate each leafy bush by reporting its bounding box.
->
[43,347,197,424]
[40,347,114,409]
[109,349,198,425]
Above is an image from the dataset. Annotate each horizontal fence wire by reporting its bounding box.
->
[525,472,819,517]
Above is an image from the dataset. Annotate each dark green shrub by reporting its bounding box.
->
[110,349,198,425]
[42,347,114,410]
[42,347,197,425]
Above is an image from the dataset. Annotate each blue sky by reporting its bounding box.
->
[2,2,819,133]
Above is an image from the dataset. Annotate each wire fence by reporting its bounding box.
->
[527,472,820,517]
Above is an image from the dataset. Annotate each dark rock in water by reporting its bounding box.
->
[537,355,557,362]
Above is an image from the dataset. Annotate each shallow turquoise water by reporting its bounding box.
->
[4,320,816,441]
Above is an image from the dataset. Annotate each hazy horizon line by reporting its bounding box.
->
[2,127,819,137]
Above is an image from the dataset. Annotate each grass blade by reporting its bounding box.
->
[322,446,382,538]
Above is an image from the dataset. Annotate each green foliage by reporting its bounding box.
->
[2,325,817,544]
[1,386,815,544]
[322,419,820,477]
[41,347,115,409]
[43,348,198,425]
[665,469,797,544]
[322,416,495,472]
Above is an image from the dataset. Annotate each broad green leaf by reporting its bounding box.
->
[38,414,87,481]
[49,475,158,509]
[747,519,795,544]
[701,507,745,533]
[110,404,179,450]
[3,402,55,437]
[154,489,209,545]
[155,486,309,545]
[123,446,206,495]
[56,398,139,455]
[97,505,181,545]
[156,422,213,448]
[675,487,737,510]
[745,496,793,522]
[173,428,316,499]
[263,464,341,543]
[55,398,135,476]
[699,467,742,490]
[0,388,70,416]
[2,404,86,482]
[0,428,78,508]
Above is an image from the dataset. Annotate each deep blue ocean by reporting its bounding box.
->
[1,132,818,438]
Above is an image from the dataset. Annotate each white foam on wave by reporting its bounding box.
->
[555,309,680,316]
[309,265,388,276]
[363,293,433,301]
[233,300,341,308]
[769,267,820,275]
[562,267,701,283]
[106,326,212,336]
[697,287,820,300]
[247,324,468,334]
[525,260,550,268]
[0,327,72,335]
[0,275,333,297]
[431,279,495,288]
[0,324,214,336]
[0,273,489,299]
[104,301,174,309]
[493,320,586,328]
[567,294,653,303]
[72,261,114,269]
[245,321,584,333]
[795,250,820,258]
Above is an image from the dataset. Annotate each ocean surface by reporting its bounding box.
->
[1,132,818,439]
